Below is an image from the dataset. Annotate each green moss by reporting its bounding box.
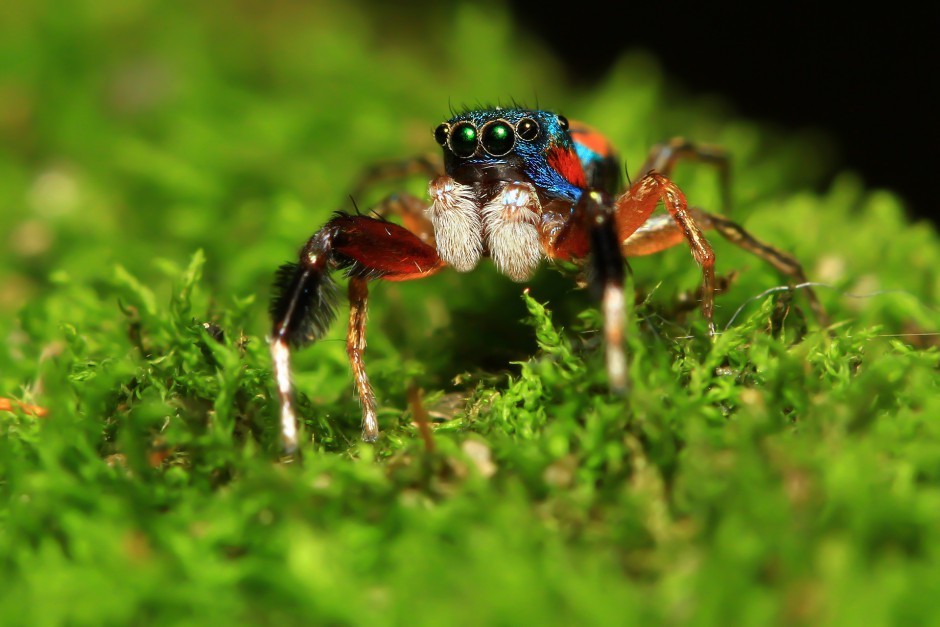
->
[2,1,939,625]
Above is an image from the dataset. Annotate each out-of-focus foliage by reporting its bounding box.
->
[2,1,939,625]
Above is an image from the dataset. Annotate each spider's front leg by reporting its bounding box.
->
[270,213,444,453]
[584,191,630,392]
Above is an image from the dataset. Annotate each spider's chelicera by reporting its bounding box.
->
[269,106,825,452]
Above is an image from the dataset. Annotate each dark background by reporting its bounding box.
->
[507,2,938,225]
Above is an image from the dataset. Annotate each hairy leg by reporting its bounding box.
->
[346,278,377,441]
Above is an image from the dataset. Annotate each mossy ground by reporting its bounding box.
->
[2,1,940,625]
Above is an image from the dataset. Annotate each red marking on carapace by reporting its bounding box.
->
[568,121,614,158]
[546,146,587,188]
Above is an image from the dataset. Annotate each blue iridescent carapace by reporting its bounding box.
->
[435,107,589,203]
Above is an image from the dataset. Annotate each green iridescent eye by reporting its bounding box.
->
[481,120,515,156]
[449,121,478,157]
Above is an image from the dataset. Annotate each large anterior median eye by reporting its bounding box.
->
[449,121,478,157]
[481,120,515,157]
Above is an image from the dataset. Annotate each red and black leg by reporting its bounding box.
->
[270,213,444,453]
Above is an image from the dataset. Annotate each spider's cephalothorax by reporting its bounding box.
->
[436,108,587,197]
[428,108,593,281]
[269,106,826,452]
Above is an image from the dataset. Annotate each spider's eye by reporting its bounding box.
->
[449,122,478,157]
[481,120,515,157]
[557,115,570,131]
[516,117,540,142]
[434,123,449,146]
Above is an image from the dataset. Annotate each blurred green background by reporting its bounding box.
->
[2,0,940,625]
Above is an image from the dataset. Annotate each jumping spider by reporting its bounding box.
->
[270,107,825,452]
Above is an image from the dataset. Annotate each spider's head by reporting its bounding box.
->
[434,107,587,202]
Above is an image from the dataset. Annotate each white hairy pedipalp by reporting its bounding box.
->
[427,175,483,272]
[481,182,543,282]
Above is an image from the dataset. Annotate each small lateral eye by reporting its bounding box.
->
[516,117,539,141]
[557,115,570,131]
[449,121,478,157]
[480,120,515,156]
[434,123,449,146]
